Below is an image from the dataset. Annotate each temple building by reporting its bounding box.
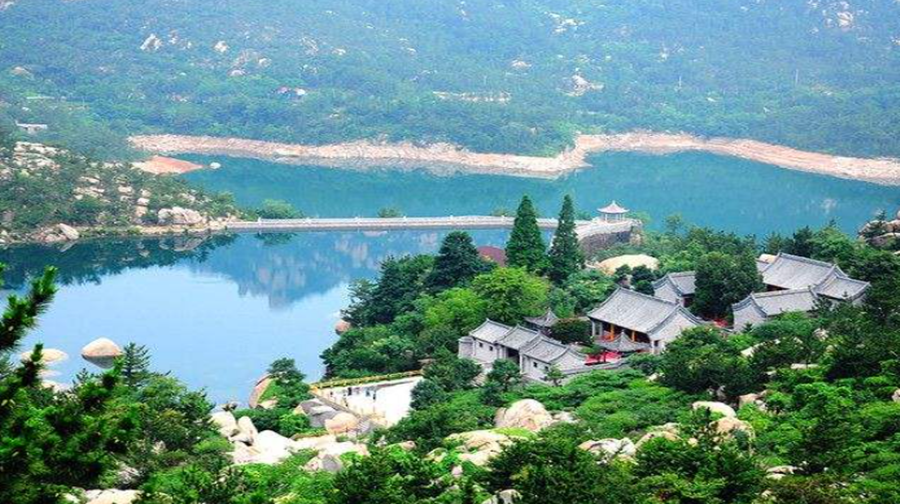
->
[757,253,869,302]
[458,320,595,383]
[732,288,819,329]
[652,271,696,307]
[587,288,704,354]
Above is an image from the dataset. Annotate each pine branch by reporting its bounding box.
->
[0,266,58,353]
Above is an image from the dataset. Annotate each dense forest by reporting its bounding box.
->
[3,214,899,503]
[1,0,900,158]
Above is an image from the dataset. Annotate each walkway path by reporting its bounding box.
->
[225,216,636,236]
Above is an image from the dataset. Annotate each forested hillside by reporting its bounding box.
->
[1,0,899,158]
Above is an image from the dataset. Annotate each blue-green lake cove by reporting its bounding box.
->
[4,152,898,403]
[183,152,899,236]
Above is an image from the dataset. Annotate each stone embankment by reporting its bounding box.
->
[130,132,900,185]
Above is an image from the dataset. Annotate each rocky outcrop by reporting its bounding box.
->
[335,319,352,334]
[325,412,359,435]
[248,375,273,408]
[447,430,516,467]
[304,440,369,472]
[692,401,736,418]
[82,489,140,504]
[81,338,123,368]
[211,411,239,438]
[712,417,754,438]
[636,423,680,448]
[578,438,636,460]
[35,223,80,243]
[494,399,553,432]
[482,490,521,504]
[157,207,205,226]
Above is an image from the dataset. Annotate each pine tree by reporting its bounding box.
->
[120,342,152,389]
[547,195,584,284]
[506,195,546,271]
[0,264,139,503]
[426,231,486,291]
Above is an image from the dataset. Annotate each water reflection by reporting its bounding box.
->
[3,230,510,402]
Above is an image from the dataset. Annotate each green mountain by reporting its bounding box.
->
[1,0,899,158]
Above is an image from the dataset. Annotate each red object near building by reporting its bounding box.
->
[477,246,507,267]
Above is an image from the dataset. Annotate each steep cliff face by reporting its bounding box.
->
[0,142,239,244]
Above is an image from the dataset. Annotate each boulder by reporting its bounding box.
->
[394,440,416,451]
[157,207,204,226]
[308,405,340,428]
[738,393,760,409]
[766,465,799,480]
[892,389,900,403]
[252,430,299,464]
[83,489,140,504]
[494,399,553,432]
[578,438,636,459]
[636,424,680,448]
[231,441,262,465]
[692,401,736,418]
[36,223,80,243]
[248,375,273,408]
[325,412,359,435]
[293,434,338,451]
[448,430,513,465]
[713,417,754,438]
[296,398,325,414]
[789,363,819,370]
[552,411,577,424]
[259,399,278,410]
[211,411,239,438]
[81,338,122,368]
[304,453,343,473]
[482,490,521,504]
[20,347,68,365]
[237,416,258,443]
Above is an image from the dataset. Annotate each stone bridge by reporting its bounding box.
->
[225,216,641,252]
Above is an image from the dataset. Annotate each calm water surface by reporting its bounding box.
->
[4,152,898,402]
[184,151,900,236]
[3,231,510,402]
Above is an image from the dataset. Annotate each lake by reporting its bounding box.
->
[3,151,898,403]
[3,231,511,403]
[183,151,900,236]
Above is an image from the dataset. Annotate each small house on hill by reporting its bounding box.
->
[458,319,597,383]
[587,288,704,354]
[652,271,696,307]
[732,288,819,330]
[758,253,869,303]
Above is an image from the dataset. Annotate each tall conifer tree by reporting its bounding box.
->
[548,195,584,284]
[427,231,486,291]
[506,196,546,271]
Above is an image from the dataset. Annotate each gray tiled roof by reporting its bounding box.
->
[761,253,839,290]
[598,333,652,353]
[652,271,696,296]
[587,288,691,334]
[760,253,869,300]
[497,326,542,350]
[525,309,560,328]
[521,336,569,363]
[815,274,869,300]
[551,348,590,373]
[734,288,819,316]
[469,320,512,343]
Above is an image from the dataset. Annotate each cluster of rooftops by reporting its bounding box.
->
[459,252,870,384]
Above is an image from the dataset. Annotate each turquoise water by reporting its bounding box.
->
[183,152,900,236]
[4,152,897,402]
[3,231,510,403]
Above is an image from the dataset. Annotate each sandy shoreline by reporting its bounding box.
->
[129,132,900,185]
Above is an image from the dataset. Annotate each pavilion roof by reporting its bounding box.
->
[652,271,696,296]
[599,200,629,214]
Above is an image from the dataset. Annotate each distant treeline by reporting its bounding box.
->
[1,0,900,159]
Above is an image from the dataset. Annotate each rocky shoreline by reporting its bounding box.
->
[130,132,900,185]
